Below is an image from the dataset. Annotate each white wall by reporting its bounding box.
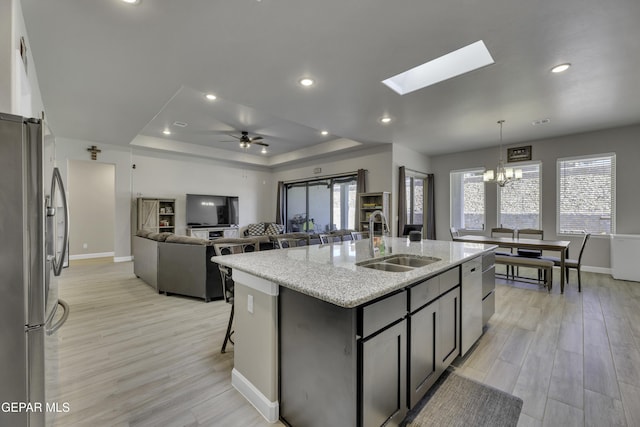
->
[68,160,115,257]
[430,124,640,271]
[55,140,275,259]
[56,139,132,261]
[131,150,274,235]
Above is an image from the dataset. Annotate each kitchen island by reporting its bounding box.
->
[214,238,495,426]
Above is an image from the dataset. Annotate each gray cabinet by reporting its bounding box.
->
[408,299,438,407]
[408,267,461,407]
[482,253,496,326]
[360,319,407,427]
[137,197,175,233]
[280,265,463,427]
[438,287,461,369]
[461,257,482,356]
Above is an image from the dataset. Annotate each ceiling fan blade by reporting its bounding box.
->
[252,141,269,147]
[226,134,242,140]
[250,136,264,141]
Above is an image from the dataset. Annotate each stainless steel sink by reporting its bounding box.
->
[359,262,414,272]
[384,255,441,268]
[356,255,441,272]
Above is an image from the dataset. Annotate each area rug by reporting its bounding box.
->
[401,369,523,427]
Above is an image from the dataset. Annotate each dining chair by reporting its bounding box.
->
[543,233,591,292]
[491,227,515,278]
[213,240,260,353]
[449,227,460,239]
[516,228,544,281]
[277,236,308,249]
[351,231,367,241]
[319,234,334,244]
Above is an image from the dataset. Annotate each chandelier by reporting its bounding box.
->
[483,120,522,187]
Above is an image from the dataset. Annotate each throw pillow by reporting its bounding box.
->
[247,223,266,236]
[265,223,284,235]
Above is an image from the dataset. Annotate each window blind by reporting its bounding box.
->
[557,154,615,235]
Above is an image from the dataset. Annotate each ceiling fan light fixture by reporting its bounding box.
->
[299,77,315,87]
[551,63,571,73]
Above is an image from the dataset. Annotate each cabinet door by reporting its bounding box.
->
[409,301,439,407]
[437,287,460,370]
[190,230,209,240]
[138,199,158,231]
[360,320,407,427]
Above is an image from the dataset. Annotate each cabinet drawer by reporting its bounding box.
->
[439,267,460,294]
[409,277,439,313]
[482,265,495,297]
[360,291,406,338]
[482,252,495,271]
[462,258,481,276]
[482,291,495,326]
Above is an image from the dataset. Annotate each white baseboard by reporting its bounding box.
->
[69,251,115,260]
[231,368,279,423]
[582,265,611,275]
[114,256,133,263]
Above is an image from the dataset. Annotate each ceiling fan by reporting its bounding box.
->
[226,131,269,149]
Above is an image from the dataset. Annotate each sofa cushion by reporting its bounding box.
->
[165,234,209,245]
[147,232,174,242]
[265,223,285,235]
[247,223,266,236]
[136,229,153,238]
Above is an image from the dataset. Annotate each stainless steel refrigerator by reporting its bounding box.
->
[0,112,70,427]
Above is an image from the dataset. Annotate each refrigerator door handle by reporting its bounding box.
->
[47,299,69,335]
[50,167,69,276]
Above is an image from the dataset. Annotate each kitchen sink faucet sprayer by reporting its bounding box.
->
[369,210,391,257]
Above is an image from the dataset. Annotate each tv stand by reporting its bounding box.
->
[187,226,239,240]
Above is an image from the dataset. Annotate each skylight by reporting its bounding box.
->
[382,40,495,95]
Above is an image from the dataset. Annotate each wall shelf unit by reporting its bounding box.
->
[358,192,390,234]
[137,197,176,233]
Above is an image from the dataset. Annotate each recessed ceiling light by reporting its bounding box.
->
[172,121,188,127]
[162,129,171,135]
[551,63,571,73]
[299,78,315,87]
[379,116,392,124]
[382,40,494,95]
[320,130,329,136]
[261,147,268,154]
[121,0,140,4]
[205,93,217,101]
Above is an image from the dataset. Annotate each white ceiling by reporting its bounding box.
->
[21,0,640,164]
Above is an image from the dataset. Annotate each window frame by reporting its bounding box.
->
[556,153,616,236]
[496,161,542,230]
[450,167,486,231]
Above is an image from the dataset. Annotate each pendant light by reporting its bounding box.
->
[483,120,522,186]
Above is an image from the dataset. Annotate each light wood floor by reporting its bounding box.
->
[54,261,640,426]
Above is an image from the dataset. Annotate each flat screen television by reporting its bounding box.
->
[186,194,239,227]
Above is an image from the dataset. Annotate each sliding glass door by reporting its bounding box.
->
[285,175,357,233]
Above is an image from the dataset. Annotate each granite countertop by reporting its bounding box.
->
[213,238,496,308]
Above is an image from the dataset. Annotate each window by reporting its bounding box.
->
[557,153,616,235]
[498,162,541,229]
[285,175,357,233]
[450,169,485,230]
[404,175,425,226]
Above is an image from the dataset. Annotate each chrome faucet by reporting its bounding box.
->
[369,210,390,256]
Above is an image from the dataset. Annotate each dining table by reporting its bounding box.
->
[452,235,571,292]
